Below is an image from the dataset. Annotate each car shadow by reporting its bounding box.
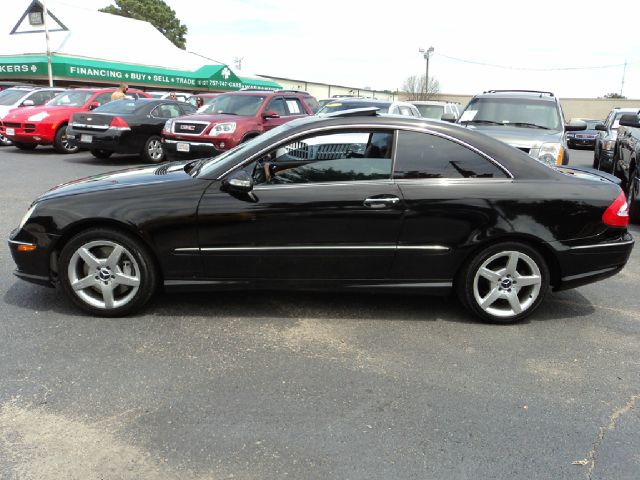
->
[2,281,597,326]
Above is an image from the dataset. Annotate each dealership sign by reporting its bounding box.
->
[0,54,280,91]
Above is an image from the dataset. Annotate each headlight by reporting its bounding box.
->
[27,112,49,122]
[208,122,236,136]
[538,143,564,166]
[163,119,173,133]
[603,140,616,150]
[19,203,37,229]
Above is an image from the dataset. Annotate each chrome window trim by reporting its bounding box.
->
[174,245,450,253]
[69,123,110,130]
[569,239,634,250]
[216,123,514,181]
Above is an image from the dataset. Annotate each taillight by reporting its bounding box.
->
[602,190,629,227]
[110,116,130,130]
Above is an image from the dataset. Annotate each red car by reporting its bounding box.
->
[162,90,319,158]
[0,87,149,153]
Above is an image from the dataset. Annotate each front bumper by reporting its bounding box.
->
[1,122,56,145]
[9,227,59,288]
[163,138,222,158]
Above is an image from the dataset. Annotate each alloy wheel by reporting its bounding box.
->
[472,250,542,318]
[67,240,141,310]
[148,139,164,161]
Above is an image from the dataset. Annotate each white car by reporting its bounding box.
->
[409,100,461,121]
[317,98,422,117]
[0,87,64,145]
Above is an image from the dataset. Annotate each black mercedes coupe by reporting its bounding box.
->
[66,99,196,163]
[9,109,634,323]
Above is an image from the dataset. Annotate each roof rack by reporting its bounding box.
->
[278,89,311,95]
[238,87,276,92]
[483,89,555,97]
[322,107,380,118]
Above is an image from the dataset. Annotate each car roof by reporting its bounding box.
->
[409,100,453,105]
[325,98,391,105]
[473,90,558,101]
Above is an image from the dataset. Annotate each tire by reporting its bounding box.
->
[0,133,12,146]
[53,125,79,154]
[13,141,37,151]
[628,167,640,224]
[241,134,259,144]
[58,228,158,317]
[562,149,569,165]
[592,149,600,169]
[141,136,165,163]
[91,149,113,159]
[457,242,550,324]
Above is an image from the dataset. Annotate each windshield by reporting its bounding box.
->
[317,101,390,115]
[47,90,93,107]
[199,94,266,116]
[460,97,562,130]
[94,100,146,114]
[414,104,445,119]
[197,122,297,178]
[0,89,29,106]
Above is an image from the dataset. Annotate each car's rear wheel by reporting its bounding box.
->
[628,166,640,223]
[91,149,113,159]
[457,242,550,324]
[141,136,165,163]
[13,141,37,151]
[53,125,79,154]
[59,228,158,317]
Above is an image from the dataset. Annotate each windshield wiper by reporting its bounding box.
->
[183,158,204,174]
[509,122,550,130]
[461,119,505,126]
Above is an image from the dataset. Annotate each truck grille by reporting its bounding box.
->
[174,122,207,135]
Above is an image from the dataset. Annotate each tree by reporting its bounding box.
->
[100,0,188,50]
[604,92,626,99]
[402,74,440,101]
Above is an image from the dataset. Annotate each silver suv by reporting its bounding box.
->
[456,90,585,166]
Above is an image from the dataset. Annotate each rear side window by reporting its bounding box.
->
[394,130,507,179]
[302,96,319,113]
[284,98,305,115]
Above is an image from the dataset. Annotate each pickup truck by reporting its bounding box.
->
[615,112,640,222]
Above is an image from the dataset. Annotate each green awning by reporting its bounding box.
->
[0,54,281,91]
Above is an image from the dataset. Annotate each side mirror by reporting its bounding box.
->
[21,99,34,107]
[262,110,280,119]
[88,102,100,111]
[440,113,457,123]
[565,119,587,132]
[619,114,640,128]
[595,123,606,131]
[222,169,254,194]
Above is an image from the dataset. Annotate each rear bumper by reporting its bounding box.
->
[553,233,634,291]
[66,128,133,153]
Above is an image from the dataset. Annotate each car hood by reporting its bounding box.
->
[37,161,194,202]
[464,125,564,149]
[180,113,247,123]
[3,104,81,122]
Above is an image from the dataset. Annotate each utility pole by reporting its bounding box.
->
[42,0,53,86]
[621,59,627,97]
[419,47,434,100]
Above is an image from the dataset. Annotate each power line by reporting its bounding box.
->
[437,53,640,72]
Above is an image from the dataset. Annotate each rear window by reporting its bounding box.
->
[94,100,145,114]
[302,96,319,113]
[415,104,445,119]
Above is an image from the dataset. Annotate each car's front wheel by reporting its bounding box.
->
[59,228,158,317]
[0,133,12,146]
[13,141,37,151]
[91,149,113,159]
[593,149,600,169]
[457,242,550,324]
[53,125,79,154]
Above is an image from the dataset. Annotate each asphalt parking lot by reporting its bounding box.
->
[1,146,638,480]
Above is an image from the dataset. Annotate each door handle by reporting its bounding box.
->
[363,196,400,209]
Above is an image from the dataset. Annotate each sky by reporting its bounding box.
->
[34,0,640,98]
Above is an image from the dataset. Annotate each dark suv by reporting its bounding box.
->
[162,90,319,158]
[456,90,585,166]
